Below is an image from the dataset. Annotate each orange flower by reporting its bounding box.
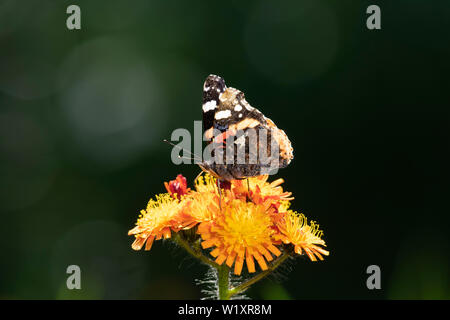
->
[198,199,281,275]
[194,173,218,193]
[274,211,329,261]
[178,191,220,229]
[164,174,191,199]
[128,193,186,251]
[233,175,292,199]
[129,173,330,270]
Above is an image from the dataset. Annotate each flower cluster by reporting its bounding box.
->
[129,173,329,275]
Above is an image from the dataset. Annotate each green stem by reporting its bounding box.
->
[173,233,218,268]
[174,233,290,300]
[227,253,290,298]
[217,265,231,300]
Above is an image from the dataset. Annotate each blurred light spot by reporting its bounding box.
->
[51,220,147,299]
[388,230,450,299]
[56,275,103,300]
[0,0,34,37]
[244,0,339,84]
[0,111,57,211]
[0,1,62,100]
[260,282,292,300]
[58,37,167,170]
[87,1,150,31]
[0,53,57,100]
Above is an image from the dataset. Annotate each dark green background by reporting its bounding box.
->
[1,0,449,299]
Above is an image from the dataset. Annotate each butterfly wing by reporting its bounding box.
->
[203,75,265,139]
[202,75,226,136]
[201,75,293,180]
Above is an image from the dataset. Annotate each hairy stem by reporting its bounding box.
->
[174,233,290,300]
[217,265,231,300]
[173,233,218,268]
[227,253,290,298]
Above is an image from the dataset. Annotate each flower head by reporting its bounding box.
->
[128,193,186,251]
[164,174,191,199]
[194,173,218,193]
[129,173,329,274]
[274,211,329,261]
[178,191,220,229]
[233,175,293,200]
[198,199,281,275]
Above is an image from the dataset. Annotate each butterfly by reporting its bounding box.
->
[198,75,293,182]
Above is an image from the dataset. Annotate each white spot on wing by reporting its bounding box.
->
[215,110,232,120]
[202,100,216,112]
[234,104,242,111]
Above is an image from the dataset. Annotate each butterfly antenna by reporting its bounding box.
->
[163,139,202,162]
[178,155,198,161]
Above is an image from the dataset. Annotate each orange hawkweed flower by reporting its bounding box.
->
[128,193,186,251]
[198,199,281,275]
[164,174,191,199]
[129,173,329,273]
[178,191,220,229]
[232,175,293,201]
[274,211,329,261]
[194,173,218,193]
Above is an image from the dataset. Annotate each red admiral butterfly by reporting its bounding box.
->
[199,75,293,182]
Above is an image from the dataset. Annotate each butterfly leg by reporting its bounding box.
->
[194,170,204,185]
[247,178,252,202]
[217,179,222,210]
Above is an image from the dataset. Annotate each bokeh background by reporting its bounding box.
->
[1,0,449,299]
